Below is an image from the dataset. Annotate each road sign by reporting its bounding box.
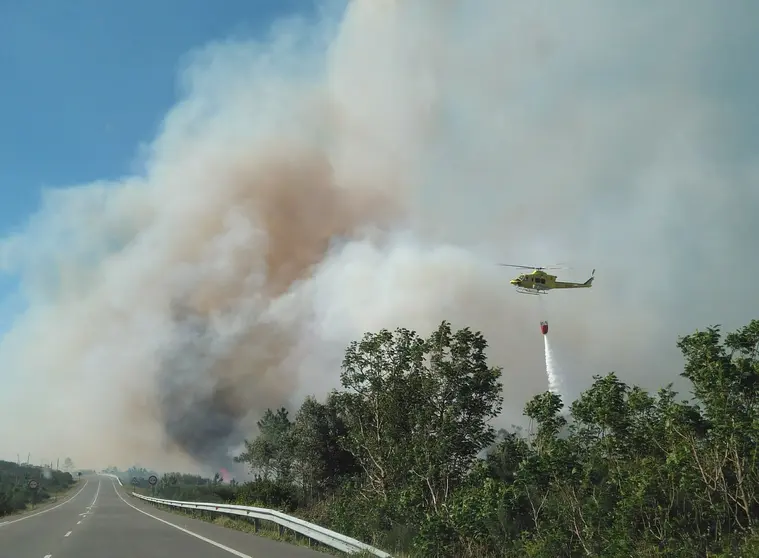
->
[28,479,39,490]
[148,475,158,486]
[131,477,139,486]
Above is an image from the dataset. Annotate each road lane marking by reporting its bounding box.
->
[110,480,254,558]
[77,520,81,524]
[64,531,72,537]
[86,480,101,511]
[0,480,89,528]
[44,554,52,557]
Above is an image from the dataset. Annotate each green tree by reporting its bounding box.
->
[333,321,503,516]
[676,320,759,535]
[236,407,294,481]
[291,394,359,500]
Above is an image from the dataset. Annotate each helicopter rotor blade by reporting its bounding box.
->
[498,263,578,274]
[497,263,571,270]
[497,264,545,270]
[536,261,574,270]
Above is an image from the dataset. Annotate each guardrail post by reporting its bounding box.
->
[252,518,259,533]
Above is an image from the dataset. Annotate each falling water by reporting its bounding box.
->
[543,334,563,396]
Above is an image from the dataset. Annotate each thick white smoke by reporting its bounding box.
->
[0,0,757,471]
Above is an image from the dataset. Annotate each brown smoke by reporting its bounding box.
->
[153,146,403,465]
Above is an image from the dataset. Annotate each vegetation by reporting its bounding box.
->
[144,319,759,557]
[0,461,75,516]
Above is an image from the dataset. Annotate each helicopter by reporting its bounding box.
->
[498,264,595,295]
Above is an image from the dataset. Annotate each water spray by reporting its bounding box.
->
[543,334,563,397]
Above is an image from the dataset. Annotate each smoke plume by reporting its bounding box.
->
[0,0,757,471]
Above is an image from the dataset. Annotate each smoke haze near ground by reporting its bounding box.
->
[0,0,757,473]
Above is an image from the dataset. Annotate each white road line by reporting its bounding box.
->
[0,480,90,528]
[110,480,254,558]
[87,480,101,510]
[64,531,72,537]
[44,554,52,558]
[77,520,81,524]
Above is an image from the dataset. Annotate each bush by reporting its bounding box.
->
[0,461,75,517]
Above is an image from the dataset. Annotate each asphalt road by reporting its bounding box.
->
[0,475,327,558]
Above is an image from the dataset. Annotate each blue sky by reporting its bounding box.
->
[0,0,320,330]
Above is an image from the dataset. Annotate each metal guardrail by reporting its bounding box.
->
[130,492,392,557]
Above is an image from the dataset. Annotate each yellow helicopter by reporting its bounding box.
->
[498,264,595,295]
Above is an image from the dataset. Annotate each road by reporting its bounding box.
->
[0,475,327,558]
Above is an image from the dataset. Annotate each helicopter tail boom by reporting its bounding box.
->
[553,269,595,289]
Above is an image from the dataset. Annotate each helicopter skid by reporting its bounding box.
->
[515,287,548,295]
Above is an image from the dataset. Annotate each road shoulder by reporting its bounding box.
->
[111,481,329,558]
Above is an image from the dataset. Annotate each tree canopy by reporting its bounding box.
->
[146,319,759,557]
